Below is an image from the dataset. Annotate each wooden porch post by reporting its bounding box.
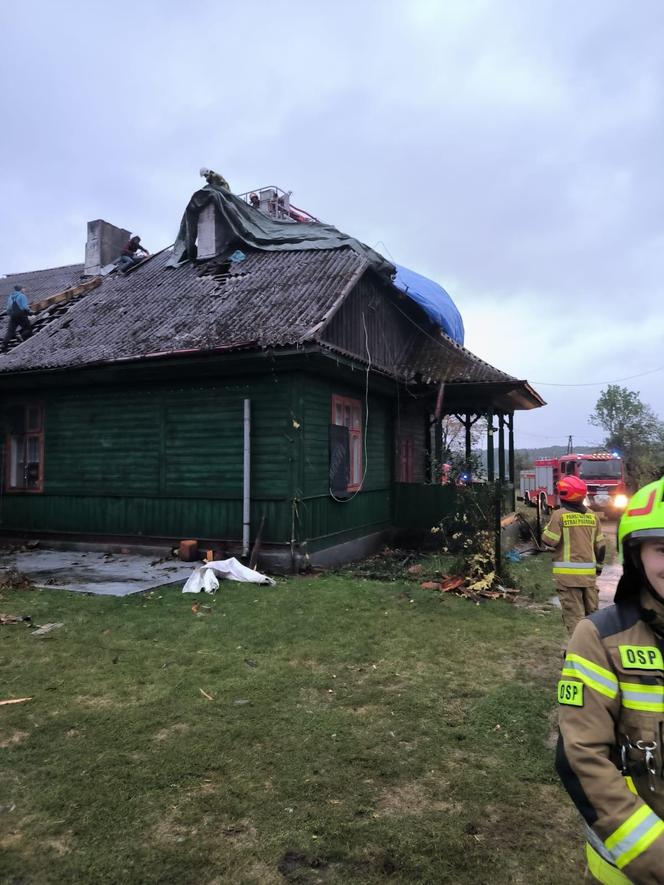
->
[508,413,516,511]
[465,413,472,480]
[486,411,495,482]
[498,413,506,484]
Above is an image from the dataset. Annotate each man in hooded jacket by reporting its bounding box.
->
[556,476,664,883]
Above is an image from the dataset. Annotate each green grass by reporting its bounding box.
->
[0,569,582,884]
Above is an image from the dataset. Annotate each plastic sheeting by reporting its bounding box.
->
[168,186,396,281]
[393,263,464,345]
[182,557,276,593]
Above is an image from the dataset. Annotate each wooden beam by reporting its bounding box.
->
[31,276,101,314]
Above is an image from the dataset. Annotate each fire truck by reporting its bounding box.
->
[519,452,628,515]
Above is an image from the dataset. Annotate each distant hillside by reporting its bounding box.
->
[514,445,601,464]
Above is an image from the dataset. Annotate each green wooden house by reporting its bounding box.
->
[0,186,544,570]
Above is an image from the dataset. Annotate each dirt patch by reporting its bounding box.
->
[43,834,71,856]
[346,704,386,717]
[288,658,329,675]
[153,723,190,741]
[0,730,29,749]
[545,706,560,750]
[0,568,34,591]
[374,779,459,817]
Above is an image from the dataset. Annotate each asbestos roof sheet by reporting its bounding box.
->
[401,332,514,385]
[2,263,85,306]
[0,248,367,374]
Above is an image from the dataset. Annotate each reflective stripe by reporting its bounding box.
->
[605,804,664,869]
[585,843,631,884]
[542,528,560,543]
[553,560,596,575]
[563,524,571,564]
[553,561,596,568]
[562,654,618,699]
[619,681,664,713]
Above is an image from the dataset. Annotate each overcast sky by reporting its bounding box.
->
[1,0,662,449]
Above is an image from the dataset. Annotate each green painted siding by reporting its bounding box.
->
[2,370,399,551]
[4,379,296,542]
[297,375,394,547]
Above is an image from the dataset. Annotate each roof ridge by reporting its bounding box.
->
[3,262,85,278]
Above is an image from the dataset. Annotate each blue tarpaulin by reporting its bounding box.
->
[393,263,464,345]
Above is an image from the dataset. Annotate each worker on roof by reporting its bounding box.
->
[2,284,34,352]
[542,475,606,635]
[200,167,230,191]
[249,192,260,209]
[556,477,664,883]
[117,234,150,274]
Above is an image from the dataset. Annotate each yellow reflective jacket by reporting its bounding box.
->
[543,504,605,588]
[557,591,664,884]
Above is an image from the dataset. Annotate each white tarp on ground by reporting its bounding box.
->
[182,557,276,593]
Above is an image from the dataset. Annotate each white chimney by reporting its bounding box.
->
[197,203,230,260]
[85,220,131,276]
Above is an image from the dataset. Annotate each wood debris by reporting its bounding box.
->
[420,575,520,602]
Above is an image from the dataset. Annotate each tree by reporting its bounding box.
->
[589,385,664,488]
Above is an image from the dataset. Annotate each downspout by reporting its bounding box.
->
[242,399,251,557]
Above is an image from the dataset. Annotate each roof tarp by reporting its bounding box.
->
[393,263,464,345]
[168,186,396,281]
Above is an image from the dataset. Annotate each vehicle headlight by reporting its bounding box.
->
[613,494,628,508]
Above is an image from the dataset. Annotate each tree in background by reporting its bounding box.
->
[589,385,664,488]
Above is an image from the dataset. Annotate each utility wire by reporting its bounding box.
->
[531,364,664,387]
[389,291,664,390]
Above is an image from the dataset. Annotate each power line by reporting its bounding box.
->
[388,282,664,390]
[530,364,664,387]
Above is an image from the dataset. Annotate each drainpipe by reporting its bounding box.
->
[242,399,251,557]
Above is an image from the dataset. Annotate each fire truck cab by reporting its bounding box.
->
[520,452,628,516]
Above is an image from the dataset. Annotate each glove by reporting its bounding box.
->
[596,566,603,576]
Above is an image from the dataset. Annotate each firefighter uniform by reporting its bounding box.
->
[543,503,606,635]
[556,477,664,884]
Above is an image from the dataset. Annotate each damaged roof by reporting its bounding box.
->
[0,236,543,408]
[2,263,85,305]
[0,247,371,373]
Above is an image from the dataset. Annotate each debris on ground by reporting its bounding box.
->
[0,697,32,706]
[0,613,32,625]
[199,688,214,701]
[419,576,519,602]
[31,622,64,637]
[182,557,275,593]
[0,568,35,591]
[191,602,212,615]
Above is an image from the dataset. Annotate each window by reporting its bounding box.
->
[5,403,44,493]
[331,395,363,491]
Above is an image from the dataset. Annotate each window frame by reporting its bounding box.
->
[331,394,363,492]
[5,402,45,494]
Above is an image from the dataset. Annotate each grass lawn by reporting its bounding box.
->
[0,558,583,884]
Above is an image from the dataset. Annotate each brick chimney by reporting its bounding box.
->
[84,219,132,276]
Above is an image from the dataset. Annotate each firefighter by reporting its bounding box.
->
[542,475,606,635]
[556,477,664,883]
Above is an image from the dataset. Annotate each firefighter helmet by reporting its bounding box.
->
[557,475,587,502]
[618,477,664,554]
[615,477,664,604]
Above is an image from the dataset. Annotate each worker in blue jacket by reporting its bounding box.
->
[2,285,33,351]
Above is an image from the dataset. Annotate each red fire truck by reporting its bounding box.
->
[519,452,628,515]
